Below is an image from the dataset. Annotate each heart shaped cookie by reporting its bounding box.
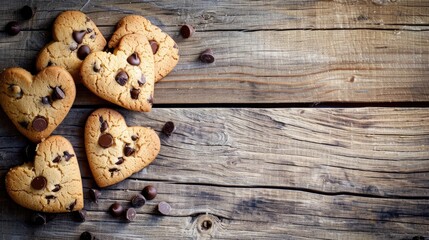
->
[85,108,160,187]
[81,33,155,112]
[36,11,106,82]
[0,67,76,142]
[6,136,83,213]
[108,15,179,82]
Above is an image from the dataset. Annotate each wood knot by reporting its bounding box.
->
[194,213,220,236]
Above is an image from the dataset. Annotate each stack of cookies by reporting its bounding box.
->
[0,11,177,213]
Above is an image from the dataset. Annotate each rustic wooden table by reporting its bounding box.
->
[1,0,428,239]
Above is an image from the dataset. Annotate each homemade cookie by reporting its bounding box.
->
[0,67,76,142]
[85,108,160,187]
[108,15,179,82]
[36,11,106,82]
[81,33,155,112]
[6,136,83,213]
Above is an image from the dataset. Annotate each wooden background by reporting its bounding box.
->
[0,0,428,239]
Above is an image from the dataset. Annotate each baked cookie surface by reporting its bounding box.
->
[81,33,155,112]
[0,66,76,142]
[85,108,160,187]
[36,11,106,82]
[6,136,84,213]
[108,15,179,82]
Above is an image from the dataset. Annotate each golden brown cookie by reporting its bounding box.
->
[85,108,160,187]
[0,67,76,142]
[81,33,155,112]
[6,136,83,213]
[36,11,106,82]
[108,15,179,82]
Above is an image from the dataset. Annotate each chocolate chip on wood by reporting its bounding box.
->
[180,24,195,38]
[131,194,146,208]
[200,49,215,63]
[158,201,171,215]
[89,189,101,203]
[6,21,20,36]
[142,185,157,200]
[20,6,35,20]
[110,202,124,217]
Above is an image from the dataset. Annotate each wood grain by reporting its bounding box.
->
[0,0,428,104]
[0,108,428,239]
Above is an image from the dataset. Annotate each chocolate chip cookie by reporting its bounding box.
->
[81,33,155,112]
[6,136,84,213]
[0,67,76,142]
[108,15,179,82]
[85,108,160,187]
[36,11,106,82]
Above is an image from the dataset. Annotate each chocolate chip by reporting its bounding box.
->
[19,121,29,129]
[173,43,178,49]
[72,30,86,44]
[115,71,128,86]
[45,195,57,204]
[6,21,20,36]
[110,202,124,217]
[130,88,140,100]
[142,185,157,200]
[162,121,176,136]
[8,84,23,99]
[138,75,146,86]
[52,86,65,100]
[115,157,124,165]
[125,208,137,222]
[90,34,95,39]
[149,40,159,54]
[72,210,87,222]
[80,231,92,240]
[127,53,140,65]
[131,194,146,208]
[63,151,75,161]
[41,96,50,105]
[157,201,171,215]
[100,121,108,132]
[89,189,101,203]
[53,155,61,163]
[31,176,47,190]
[93,62,101,72]
[180,24,195,38]
[109,168,120,177]
[25,143,37,161]
[67,199,77,211]
[47,61,53,67]
[99,116,104,123]
[200,49,215,63]
[87,28,92,33]
[77,45,91,60]
[123,145,135,157]
[131,135,139,141]
[31,212,46,225]
[52,184,61,192]
[98,133,113,148]
[20,6,35,20]
[32,116,48,132]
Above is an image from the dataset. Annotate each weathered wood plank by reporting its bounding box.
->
[0,179,428,239]
[1,0,429,31]
[0,1,428,104]
[1,108,428,198]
